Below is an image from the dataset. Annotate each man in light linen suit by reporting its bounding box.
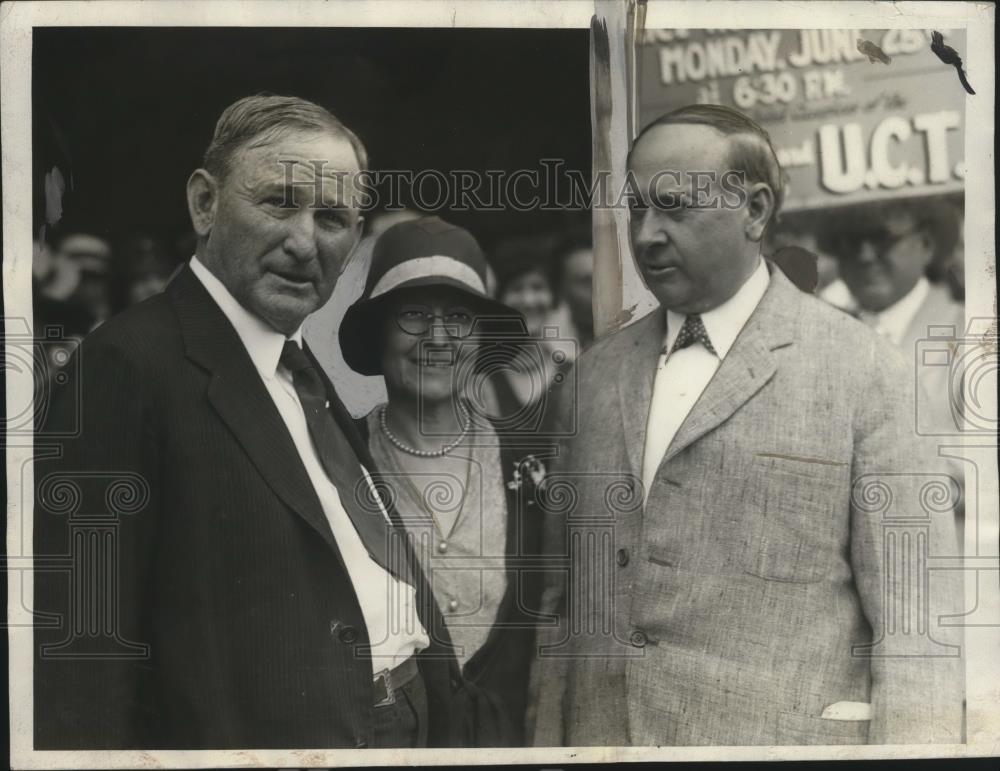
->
[530,104,963,746]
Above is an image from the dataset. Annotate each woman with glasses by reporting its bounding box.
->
[339,216,547,746]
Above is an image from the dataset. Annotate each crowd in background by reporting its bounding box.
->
[765,195,965,308]
[32,228,191,383]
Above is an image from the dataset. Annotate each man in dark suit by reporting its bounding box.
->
[34,94,462,750]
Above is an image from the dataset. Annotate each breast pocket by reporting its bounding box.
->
[744,454,848,584]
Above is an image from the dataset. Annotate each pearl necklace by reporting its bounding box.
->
[379,404,472,457]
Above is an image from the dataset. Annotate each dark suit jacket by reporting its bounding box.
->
[34,266,464,750]
[460,436,547,746]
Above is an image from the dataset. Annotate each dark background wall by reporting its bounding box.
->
[32,26,592,252]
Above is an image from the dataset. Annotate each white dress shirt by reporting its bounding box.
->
[818,277,853,310]
[190,257,429,671]
[857,276,929,345]
[641,259,770,500]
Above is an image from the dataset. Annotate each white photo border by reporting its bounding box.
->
[3,0,996,767]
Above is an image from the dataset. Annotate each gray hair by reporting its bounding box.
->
[202,93,369,180]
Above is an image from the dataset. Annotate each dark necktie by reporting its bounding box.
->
[279,340,406,581]
[670,313,717,356]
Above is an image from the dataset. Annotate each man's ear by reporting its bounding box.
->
[186,169,219,237]
[744,182,776,243]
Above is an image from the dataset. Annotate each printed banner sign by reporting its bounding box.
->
[637,29,967,211]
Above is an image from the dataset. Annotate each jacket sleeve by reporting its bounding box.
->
[849,338,965,744]
[524,360,579,746]
[34,335,160,749]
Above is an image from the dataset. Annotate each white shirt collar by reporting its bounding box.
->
[664,257,770,359]
[189,256,303,381]
[858,276,929,346]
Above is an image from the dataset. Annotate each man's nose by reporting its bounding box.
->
[284,210,319,261]
[633,208,668,247]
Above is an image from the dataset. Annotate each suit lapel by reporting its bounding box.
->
[167,267,340,557]
[616,311,666,480]
[660,334,776,466]
[659,265,796,467]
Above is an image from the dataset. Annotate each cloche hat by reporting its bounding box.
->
[339,216,526,376]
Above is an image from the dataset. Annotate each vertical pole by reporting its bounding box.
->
[591,0,655,338]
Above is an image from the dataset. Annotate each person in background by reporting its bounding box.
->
[553,230,595,353]
[33,237,77,304]
[492,235,559,339]
[33,237,81,326]
[487,234,561,420]
[49,229,114,330]
[32,238,93,393]
[819,197,965,437]
[766,212,851,307]
[115,234,180,308]
[939,202,965,302]
[340,216,546,745]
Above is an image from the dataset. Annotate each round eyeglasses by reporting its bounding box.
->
[395,305,475,338]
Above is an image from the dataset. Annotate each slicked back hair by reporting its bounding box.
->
[630,103,785,217]
[202,93,369,182]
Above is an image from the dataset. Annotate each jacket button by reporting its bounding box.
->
[616,548,630,567]
[338,625,358,644]
[630,629,647,648]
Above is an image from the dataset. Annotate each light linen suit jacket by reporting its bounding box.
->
[530,265,964,747]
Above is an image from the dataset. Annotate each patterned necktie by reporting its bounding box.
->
[280,340,406,581]
[670,313,717,356]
